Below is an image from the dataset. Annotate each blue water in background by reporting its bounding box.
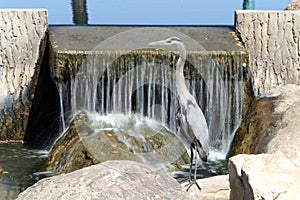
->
[0,0,291,25]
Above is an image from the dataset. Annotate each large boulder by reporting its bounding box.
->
[47,111,189,174]
[228,153,300,200]
[229,84,300,169]
[266,84,300,168]
[17,160,188,200]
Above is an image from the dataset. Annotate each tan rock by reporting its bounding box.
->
[285,0,300,10]
[267,84,300,168]
[183,175,230,200]
[230,84,300,169]
[228,153,300,200]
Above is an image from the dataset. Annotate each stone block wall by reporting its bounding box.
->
[235,10,300,95]
[0,9,48,140]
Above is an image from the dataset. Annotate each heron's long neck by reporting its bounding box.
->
[176,43,186,76]
[175,43,191,106]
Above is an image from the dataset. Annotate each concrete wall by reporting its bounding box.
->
[235,10,300,95]
[0,9,48,140]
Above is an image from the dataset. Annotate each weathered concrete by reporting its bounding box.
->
[235,10,300,95]
[17,160,188,200]
[0,9,48,140]
[49,26,245,52]
[229,153,300,200]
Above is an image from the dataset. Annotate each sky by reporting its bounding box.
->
[0,0,292,25]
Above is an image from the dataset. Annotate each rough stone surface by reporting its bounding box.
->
[47,111,189,174]
[230,84,300,169]
[229,153,300,200]
[267,84,300,168]
[228,84,300,199]
[235,10,300,95]
[229,95,282,156]
[0,9,48,140]
[285,0,300,10]
[183,175,230,200]
[17,160,188,200]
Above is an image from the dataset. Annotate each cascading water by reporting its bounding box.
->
[55,50,246,161]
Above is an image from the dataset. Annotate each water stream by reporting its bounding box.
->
[0,143,49,200]
[56,50,246,157]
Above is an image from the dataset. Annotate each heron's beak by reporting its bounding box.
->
[148,40,166,46]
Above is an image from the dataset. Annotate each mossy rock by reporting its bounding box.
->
[228,96,283,157]
[47,111,189,174]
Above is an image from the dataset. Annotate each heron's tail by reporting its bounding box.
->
[194,138,208,162]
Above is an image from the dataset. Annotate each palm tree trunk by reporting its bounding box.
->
[243,0,255,10]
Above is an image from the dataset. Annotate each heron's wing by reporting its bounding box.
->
[185,103,210,154]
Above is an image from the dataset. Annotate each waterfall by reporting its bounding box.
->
[56,50,247,158]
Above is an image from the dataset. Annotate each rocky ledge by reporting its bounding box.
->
[17,160,230,200]
[229,153,300,199]
[47,112,189,174]
[228,84,300,199]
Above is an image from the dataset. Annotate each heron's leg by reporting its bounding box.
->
[185,143,201,191]
[182,144,193,183]
[188,143,194,181]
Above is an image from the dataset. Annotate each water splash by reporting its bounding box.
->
[56,50,247,159]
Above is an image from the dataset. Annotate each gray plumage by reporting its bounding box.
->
[148,37,210,161]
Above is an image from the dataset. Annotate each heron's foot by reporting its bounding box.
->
[184,178,201,192]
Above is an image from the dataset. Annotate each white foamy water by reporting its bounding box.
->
[56,51,246,161]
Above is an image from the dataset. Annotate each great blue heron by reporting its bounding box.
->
[148,37,210,191]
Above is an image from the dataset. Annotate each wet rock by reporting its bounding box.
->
[228,153,300,200]
[183,174,230,200]
[47,111,189,174]
[230,84,300,168]
[228,95,282,156]
[17,160,188,200]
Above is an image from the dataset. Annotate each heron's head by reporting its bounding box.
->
[148,37,183,46]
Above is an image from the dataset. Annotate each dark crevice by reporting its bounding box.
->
[24,32,61,150]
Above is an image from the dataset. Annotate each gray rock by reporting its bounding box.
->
[17,160,188,200]
[229,153,300,200]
